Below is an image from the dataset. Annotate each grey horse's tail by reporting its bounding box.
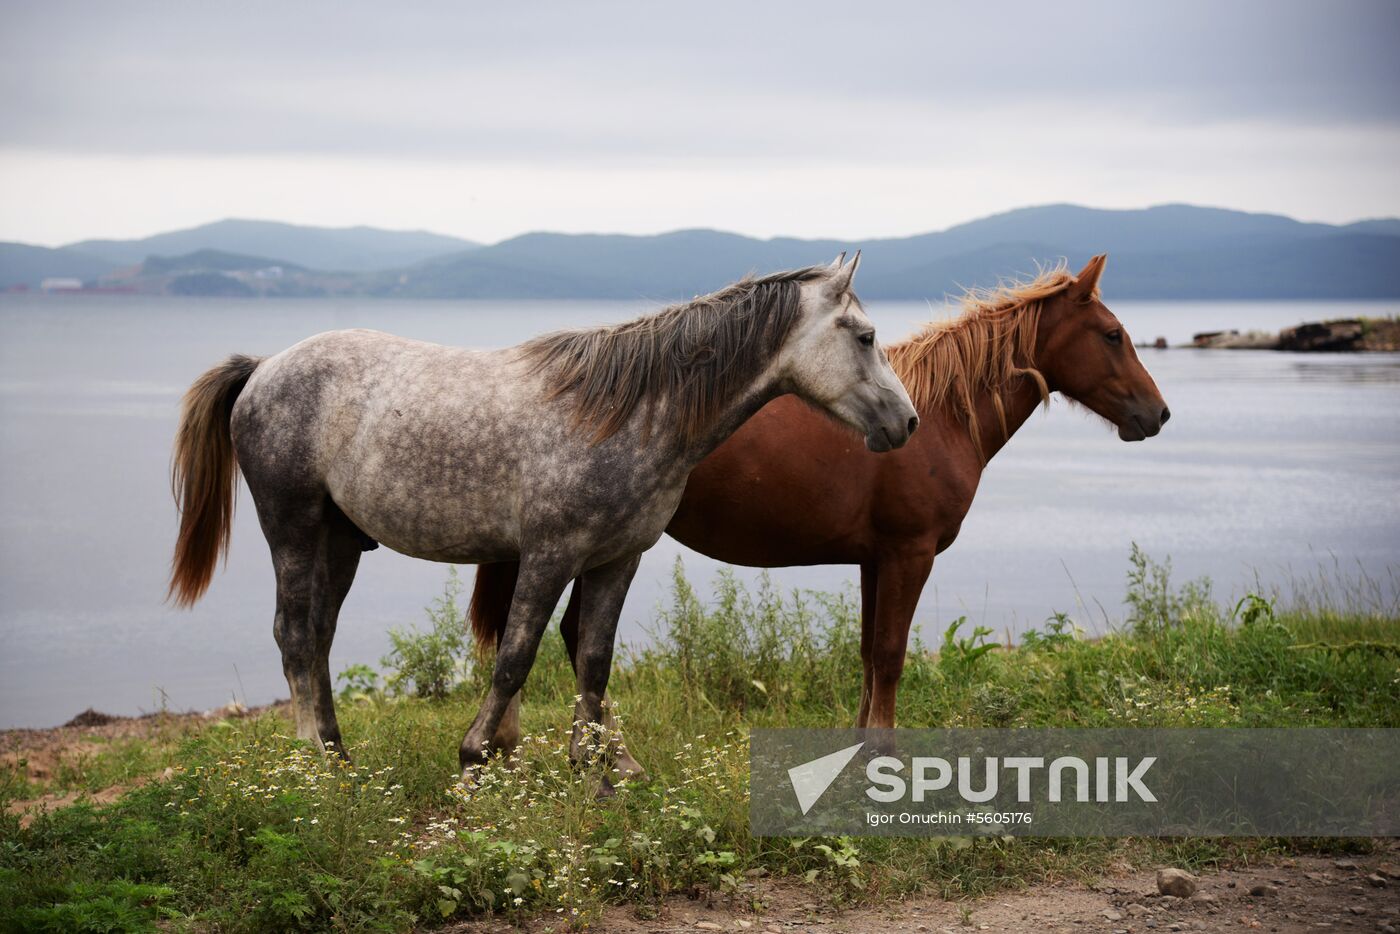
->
[468,562,518,653]
[168,354,262,608]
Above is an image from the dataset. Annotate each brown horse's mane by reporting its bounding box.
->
[520,265,830,446]
[886,262,1089,462]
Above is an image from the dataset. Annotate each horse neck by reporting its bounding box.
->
[926,304,1052,464]
[677,376,783,467]
[966,373,1046,463]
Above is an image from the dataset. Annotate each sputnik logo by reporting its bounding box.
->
[787,742,865,815]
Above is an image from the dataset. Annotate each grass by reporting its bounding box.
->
[1,548,1396,932]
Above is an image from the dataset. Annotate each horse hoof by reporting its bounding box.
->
[612,761,648,784]
[459,742,491,772]
[321,740,352,764]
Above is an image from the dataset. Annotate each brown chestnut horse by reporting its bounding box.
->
[469,255,1167,776]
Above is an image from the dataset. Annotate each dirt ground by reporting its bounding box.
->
[1,703,282,825]
[452,855,1400,934]
[6,711,1398,931]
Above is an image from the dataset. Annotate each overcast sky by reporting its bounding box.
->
[1,0,1397,246]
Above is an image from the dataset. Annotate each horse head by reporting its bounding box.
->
[1037,255,1170,442]
[781,252,919,451]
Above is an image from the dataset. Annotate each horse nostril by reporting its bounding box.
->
[907,415,920,435]
[1160,406,1171,425]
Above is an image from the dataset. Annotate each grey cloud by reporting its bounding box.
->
[1,0,1397,161]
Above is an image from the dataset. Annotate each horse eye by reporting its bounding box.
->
[858,331,876,347]
[1105,329,1122,345]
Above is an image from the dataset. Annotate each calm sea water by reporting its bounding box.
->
[2,294,1398,728]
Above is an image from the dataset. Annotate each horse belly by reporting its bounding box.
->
[326,413,528,564]
[668,498,860,567]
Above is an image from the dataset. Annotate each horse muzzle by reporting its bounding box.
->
[1118,402,1171,442]
[865,410,920,452]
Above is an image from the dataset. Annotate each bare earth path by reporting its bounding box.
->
[448,854,1399,934]
[2,703,281,825]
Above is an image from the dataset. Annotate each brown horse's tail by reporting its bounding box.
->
[168,354,262,608]
[468,562,519,654]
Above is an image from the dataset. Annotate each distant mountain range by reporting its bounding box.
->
[67,218,478,272]
[4,205,1399,299]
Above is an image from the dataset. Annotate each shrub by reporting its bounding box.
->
[381,567,471,699]
[644,559,861,715]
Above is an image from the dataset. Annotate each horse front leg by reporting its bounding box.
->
[867,551,935,729]
[567,553,641,797]
[460,556,572,774]
[559,577,648,782]
[855,562,878,727]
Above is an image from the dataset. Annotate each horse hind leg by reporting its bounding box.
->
[307,505,364,755]
[267,498,361,753]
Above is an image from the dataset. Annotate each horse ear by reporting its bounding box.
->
[1069,254,1108,302]
[830,252,847,269]
[828,250,862,293]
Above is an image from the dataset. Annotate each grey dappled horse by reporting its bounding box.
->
[168,254,917,788]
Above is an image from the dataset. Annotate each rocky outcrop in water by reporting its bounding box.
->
[1189,316,1398,351]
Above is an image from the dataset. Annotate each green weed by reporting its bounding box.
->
[0,550,1394,931]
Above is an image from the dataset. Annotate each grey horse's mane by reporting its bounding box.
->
[521,265,832,446]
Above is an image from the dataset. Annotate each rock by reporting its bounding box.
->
[1127,903,1149,916]
[695,923,724,931]
[1158,869,1199,898]
[1168,924,1187,932]
[1367,872,1388,887]
[1334,859,1359,870]
[1377,862,1400,879]
[1304,871,1329,882]
[63,707,120,728]
[743,868,768,878]
[1278,319,1364,352]
[1347,905,1367,915]
[1193,893,1218,904]
[1102,908,1124,921]
[1248,883,1277,897]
